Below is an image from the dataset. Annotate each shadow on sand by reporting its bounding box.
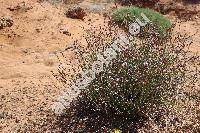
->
[55,100,147,132]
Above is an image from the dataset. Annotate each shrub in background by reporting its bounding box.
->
[112,7,172,34]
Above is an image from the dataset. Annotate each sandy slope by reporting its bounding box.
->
[0,0,199,132]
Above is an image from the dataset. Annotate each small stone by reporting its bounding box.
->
[15,118,20,123]
[62,30,71,36]
[35,28,40,33]
[27,111,32,116]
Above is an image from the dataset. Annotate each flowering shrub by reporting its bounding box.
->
[71,23,198,118]
[55,21,199,132]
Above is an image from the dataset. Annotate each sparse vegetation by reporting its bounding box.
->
[0,17,13,29]
[65,6,86,20]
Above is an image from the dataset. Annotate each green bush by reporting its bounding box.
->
[112,7,172,33]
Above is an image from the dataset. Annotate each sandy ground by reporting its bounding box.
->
[0,0,199,132]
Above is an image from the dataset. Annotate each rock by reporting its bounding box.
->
[62,30,71,36]
[88,4,105,13]
[155,1,199,20]
[65,6,86,20]
[119,0,159,8]
[35,28,40,33]
[61,29,71,36]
